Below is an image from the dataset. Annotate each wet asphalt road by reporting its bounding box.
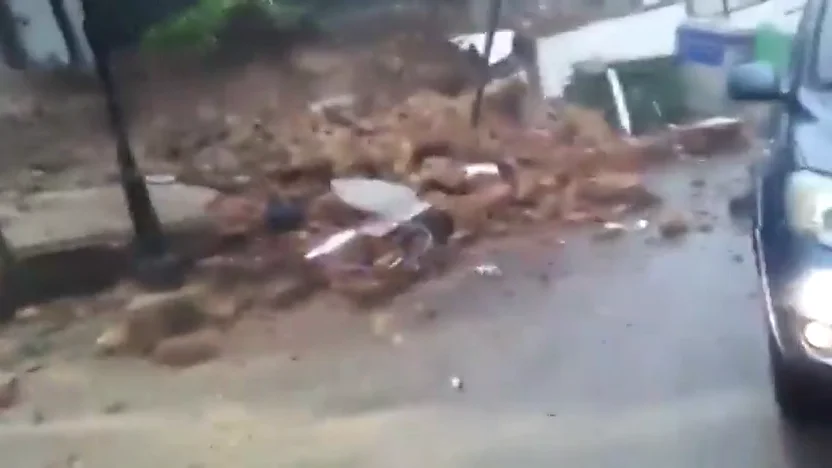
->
[285,154,832,468]
[6,155,832,467]
[317,156,801,468]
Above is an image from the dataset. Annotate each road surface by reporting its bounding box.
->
[1,154,832,467]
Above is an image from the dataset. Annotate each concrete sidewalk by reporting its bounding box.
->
[2,183,218,258]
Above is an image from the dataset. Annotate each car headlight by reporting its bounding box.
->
[803,321,832,349]
[794,270,832,348]
[794,269,832,323]
[786,170,832,246]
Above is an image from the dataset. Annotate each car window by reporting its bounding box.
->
[791,3,811,76]
[815,0,832,83]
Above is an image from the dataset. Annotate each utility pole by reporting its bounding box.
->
[81,0,185,289]
[470,0,503,127]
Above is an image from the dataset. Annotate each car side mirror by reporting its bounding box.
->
[728,62,783,102]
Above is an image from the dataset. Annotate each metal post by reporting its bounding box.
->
[49,0,84,66]
[470,0,502,127]
[82,0,184,289]
[0,228,20,321]
[0,0,27,68]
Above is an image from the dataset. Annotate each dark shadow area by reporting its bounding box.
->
[2,246,129,319]
[0,224,246,323]
[780,421,832,468]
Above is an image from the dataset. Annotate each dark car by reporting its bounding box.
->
[728,0,832,422]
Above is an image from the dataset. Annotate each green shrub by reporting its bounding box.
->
[142,0,310,52]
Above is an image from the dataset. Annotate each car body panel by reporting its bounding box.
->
[745,0,832,378]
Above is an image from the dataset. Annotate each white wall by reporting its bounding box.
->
[6,0,67,66]
[687,0,804,17]
[4,0,92,69]
[688,0,765,17]
[535,0,805,97]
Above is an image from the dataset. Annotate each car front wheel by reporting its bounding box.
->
[769,333,826,424]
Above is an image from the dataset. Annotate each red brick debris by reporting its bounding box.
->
[150,79,748,308]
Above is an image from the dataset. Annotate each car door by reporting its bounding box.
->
[756,0,812,276]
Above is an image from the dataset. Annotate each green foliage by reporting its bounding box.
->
[142,0,311,52]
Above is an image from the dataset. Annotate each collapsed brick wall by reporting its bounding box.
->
[0,27,485,193]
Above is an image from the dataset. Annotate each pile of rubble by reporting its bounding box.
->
[177,83,745,295]
[89,81,748,366]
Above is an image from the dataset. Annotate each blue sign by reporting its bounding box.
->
[676,26,754,66]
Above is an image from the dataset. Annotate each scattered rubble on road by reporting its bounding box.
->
[658,212,691,239]
[151,328,223,368]
[669,117,749,156]
[94,285,232,364]
[76,71,748,366]
[0,32,751,368]
[185,84,744,299]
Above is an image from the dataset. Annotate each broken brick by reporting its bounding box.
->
[659,213,690,239]
[513,170,542,204]
[578,172,659,209]
[151,329,222,368]
[116,287,209,355]
[418,156,467,193]
[672,118,748,156]
[205,194,265,237]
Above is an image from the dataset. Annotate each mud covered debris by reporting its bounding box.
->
[659,213,691,239]
[95,285,243,365]
[151,329,222,368]
[109,287,209,355]
[141,69,745,312]
[671,117,748,156]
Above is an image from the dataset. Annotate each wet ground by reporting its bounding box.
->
[2,151,832,467]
